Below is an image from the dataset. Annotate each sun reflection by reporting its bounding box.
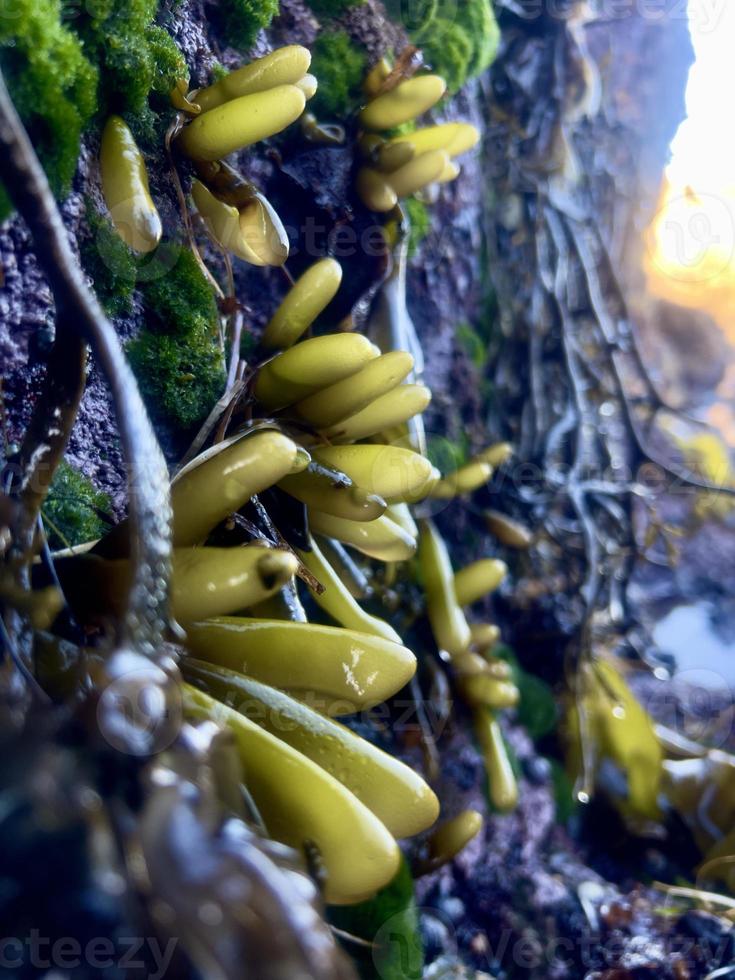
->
[646,182,735,315]
[645,2,735,441]
[646,0,735,325]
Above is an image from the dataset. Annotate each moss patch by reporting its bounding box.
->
[307,0,364,20]
[0,0,186,216]
[419,17,473,93]
[43,462,112,549]
[73,0,186,115]
[384,0,499,92]
[403,197,430,257]
[128,248,225,431]
[127,326,225,431]
[310,30,367,118]
[140,246,219,335]
[81,205,138,317]
[0,0,98,219]
[72,0,186,147]
[217,0,279,51]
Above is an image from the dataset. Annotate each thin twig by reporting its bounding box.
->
[0,69,171,656]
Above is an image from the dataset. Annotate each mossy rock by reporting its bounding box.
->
[384,0,499,93]
[0,0,98,218]
[310,30,367,118]
[128,248,225,431]
[216,0,279,51]
[0,0,187,215]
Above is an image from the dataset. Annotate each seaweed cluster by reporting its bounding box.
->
[356,60,478,211]
[6,5,735,975]
[88,39,735,909]
[30,43,526,912]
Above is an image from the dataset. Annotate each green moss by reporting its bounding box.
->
[403,196,430,257]
[383,0,436,34]
[72,0,187,146]
[456,321,486,370]
[0,0,98,219]
[81,205,138,317]
[140,247,219,335]
[128,325,225,430]
[385,0,499,93]
[209,61,229,83]
[128,248,225,430]
[43,462,112,549]
[310,31,366,118]
[0,0,187,217]
[218,0,279,51]
[426,434,468,474]
[307,0,364,19]
[73,0,185,112]
[417,17,473,93]
[461,0,500,76]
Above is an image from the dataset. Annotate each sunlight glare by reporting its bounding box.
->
[646,2,735,329]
